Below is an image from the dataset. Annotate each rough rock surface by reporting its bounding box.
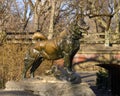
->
[4,76,95,96]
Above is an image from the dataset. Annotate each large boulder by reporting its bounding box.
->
[5,76,95,96]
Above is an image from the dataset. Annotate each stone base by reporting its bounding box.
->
[5,76,95,96]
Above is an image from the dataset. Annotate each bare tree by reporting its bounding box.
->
[28,0,51,31]
[86,0,120,45]
[0,0,120,44]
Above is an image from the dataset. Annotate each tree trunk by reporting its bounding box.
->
[48,0,55,39]
[34,10,39,31]
[34,0,39,31]
[105,30,110,46]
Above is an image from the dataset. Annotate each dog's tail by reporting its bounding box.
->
[32,32,47,41]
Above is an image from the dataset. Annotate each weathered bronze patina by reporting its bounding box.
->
[22,20,88,83]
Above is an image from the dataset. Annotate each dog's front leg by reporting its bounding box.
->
[63,52,73,73]
[63,52,81,84]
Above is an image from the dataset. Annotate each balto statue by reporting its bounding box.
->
[22,19,89,84]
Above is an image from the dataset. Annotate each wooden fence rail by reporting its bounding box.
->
[5,32,120,44]
[6,32,34,44]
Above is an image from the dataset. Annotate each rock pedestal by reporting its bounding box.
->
[5,76,95,96]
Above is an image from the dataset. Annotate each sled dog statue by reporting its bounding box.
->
[22,19,89,84]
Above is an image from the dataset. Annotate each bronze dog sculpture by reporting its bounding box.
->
[22,21,88,83]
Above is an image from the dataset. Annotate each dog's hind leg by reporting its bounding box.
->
[22,54,35,78]
[22,49,40,79]
[30,57,43,78]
